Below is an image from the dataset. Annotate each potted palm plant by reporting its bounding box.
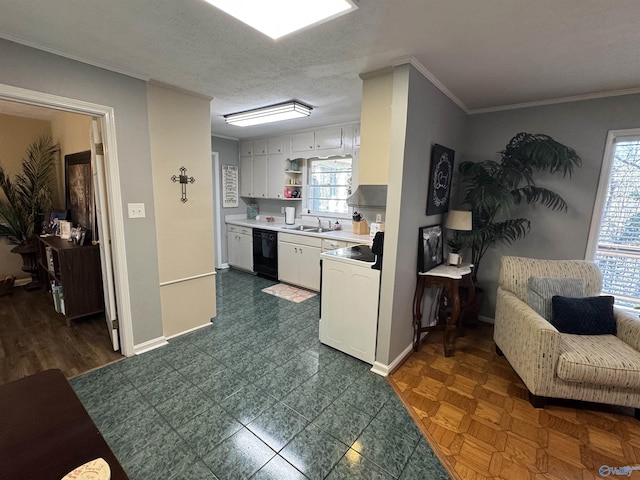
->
[457,132,582,284]
[0,136,60,284]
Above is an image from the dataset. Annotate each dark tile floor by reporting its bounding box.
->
[71,269,449,479]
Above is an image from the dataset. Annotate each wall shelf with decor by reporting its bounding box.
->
[35,236,104,326]
[284,158,303,200]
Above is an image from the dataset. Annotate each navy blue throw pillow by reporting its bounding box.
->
[551,295,616,335]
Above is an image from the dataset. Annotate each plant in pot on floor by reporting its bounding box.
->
[455,132,583,320]
[0,136,60,286]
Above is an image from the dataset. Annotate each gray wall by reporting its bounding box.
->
[211,135,242,265]
[464,93,640,317]
[377,64,468,364]
[0,39,163,345]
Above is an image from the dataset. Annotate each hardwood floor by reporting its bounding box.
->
[0,286,123,384]
[390,322,640,480]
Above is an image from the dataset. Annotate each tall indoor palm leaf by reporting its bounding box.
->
[458,132,582,282]
[0,136,60,245]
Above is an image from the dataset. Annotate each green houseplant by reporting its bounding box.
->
[458,132,582,283]
[0,135,60,245]
[0,136,60,284]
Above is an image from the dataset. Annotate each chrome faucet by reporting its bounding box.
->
[315,217,322,229]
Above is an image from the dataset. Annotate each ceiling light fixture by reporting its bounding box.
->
[224,101,312,127]
[204,0,359,40]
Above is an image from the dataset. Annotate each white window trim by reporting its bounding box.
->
[586,128,640,260]
[303,155,354,219]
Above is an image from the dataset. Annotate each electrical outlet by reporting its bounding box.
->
[281,207,285,214]
[128,203,145,219]
[376,214,382,222]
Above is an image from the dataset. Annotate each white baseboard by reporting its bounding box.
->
[371,343,414,377]
[14,278,32,287]
[479,315,494,324]
[219,263,230,269]
[166,322,212,340]
[133,336,168,355]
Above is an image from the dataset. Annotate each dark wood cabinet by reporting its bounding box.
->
[36,236,104,326]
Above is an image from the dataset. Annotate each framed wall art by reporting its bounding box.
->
[417,224,443,273]
[426,143,455,215]
[65,150,94,237]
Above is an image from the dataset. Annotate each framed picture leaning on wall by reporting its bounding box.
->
[418,224,444,273]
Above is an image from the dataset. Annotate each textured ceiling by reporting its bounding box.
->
[1,0,640,139]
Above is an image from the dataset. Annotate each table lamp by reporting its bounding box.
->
[445,210,472,266]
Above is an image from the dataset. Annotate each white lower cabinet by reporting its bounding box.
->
[319,256,380,364]
[278,233,321,291]
[227,225,253,272]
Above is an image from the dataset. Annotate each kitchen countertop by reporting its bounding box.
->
[225,216,373,244]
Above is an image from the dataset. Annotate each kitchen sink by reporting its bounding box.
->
[281,225,315,231]
[281,225,337,233]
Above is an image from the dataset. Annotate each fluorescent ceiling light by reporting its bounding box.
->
[224,101,312,127]
[204,0,359,40]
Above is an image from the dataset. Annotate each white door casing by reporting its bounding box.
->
[0,83,134,356]
[91,118,119,351]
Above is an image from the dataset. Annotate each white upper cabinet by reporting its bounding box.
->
[315,126,343,150]
[253,140,268,155]
[267,153,285,199]
[267,137,284,154]
[239,156,253,197]
[238,122,357,199]
[291,131,315,153]
[252,154,268,198]
[240,141,253,157]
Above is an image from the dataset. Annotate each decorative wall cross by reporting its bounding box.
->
[171,167,195,203]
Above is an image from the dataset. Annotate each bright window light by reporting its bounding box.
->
[204,0,359,40]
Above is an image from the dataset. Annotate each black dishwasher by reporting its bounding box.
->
[253,229,278,280]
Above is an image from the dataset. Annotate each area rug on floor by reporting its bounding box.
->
[261,283,317,303]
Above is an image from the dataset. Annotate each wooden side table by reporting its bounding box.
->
[412,263,475,356]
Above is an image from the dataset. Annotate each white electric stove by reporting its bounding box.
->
[319,245,380,365]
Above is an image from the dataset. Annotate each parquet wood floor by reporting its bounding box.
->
[0,286,123,385]
[390,322,640,480]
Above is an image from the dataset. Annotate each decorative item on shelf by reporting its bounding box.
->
[59,220,72,240]
[290,159,299,171]
[170,166,195,203]
[71,227,87,246]
[247,203,258,219]
[291,190,300,198]
[444,210,472,267]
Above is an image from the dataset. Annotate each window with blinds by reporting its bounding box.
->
[306,156,352,216]
[593,138,640,309]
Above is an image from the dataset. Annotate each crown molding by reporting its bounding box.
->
[391,55,468,113]
[467,86,640,115]
[1,33,151,81]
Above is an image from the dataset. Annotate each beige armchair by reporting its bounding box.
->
[494,256,640,417]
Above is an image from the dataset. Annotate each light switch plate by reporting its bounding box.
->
[128,203,145,219]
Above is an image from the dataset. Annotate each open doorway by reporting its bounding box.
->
[0,84,134,382]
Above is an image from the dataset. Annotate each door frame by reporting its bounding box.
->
[212,152,223,269]
[0,83,134,356]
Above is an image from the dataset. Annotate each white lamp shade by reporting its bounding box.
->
[445,210,472,231]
